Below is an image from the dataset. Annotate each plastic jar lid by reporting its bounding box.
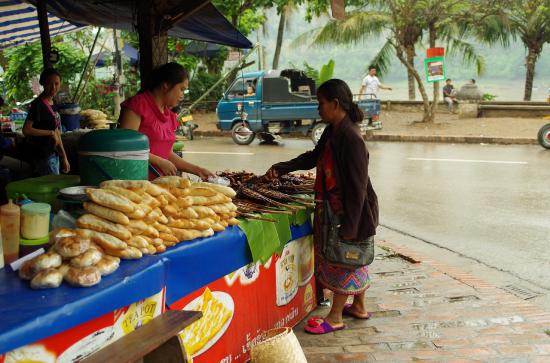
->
[20,236,49,246]
[21,202,51,215]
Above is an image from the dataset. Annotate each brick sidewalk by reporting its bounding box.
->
[294,241,550,362]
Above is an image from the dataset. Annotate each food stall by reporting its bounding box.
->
[0,137,316,362]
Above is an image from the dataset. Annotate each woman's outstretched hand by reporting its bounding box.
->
[264,167,279,180]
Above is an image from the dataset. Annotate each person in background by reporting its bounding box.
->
[359,66,391,129]
[442,78,457,113]
[245,85,256,97]
[0,96,14,203]
[470,79,476,84]
[265,79,378,334]
[119,62,214,180]
[23,68,70,176]
[359,66,392,100]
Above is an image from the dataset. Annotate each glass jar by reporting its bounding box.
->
[21,203,51,240]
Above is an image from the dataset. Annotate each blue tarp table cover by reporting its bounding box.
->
[0,223,312,354]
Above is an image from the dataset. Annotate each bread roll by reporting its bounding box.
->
[34,252,62,271]
[30,268,63,289]
[128,219,159,238]
[168,227,203,241]
[153,222,172,234]
[96,255,120,276]
[128,235,150,249]
[193,182,236,198]
[211,223,225,232]
[58,263,70,277]
[208,204,230,215]
[220,220,229,228]
[105,246,143,260]
[102,185,143,203]
[155,244,167,253]
[137,191,161,208]
[77,229,127,250]
[55,237,91,258]
[153,176,191,188]
[175,196,193,208]
[188,187,217,197]
[227,218,240,226]
[83,202,130,225]
[100,179,151,190]
[159,232,179,243]
[86,188,136,213]
[50,228,77,244]
[167,218,210,231]
[65,266,101,287]
[70,249,103,268]
[77,214,132,240]
[189,206,216,218]
[202,228,215,238]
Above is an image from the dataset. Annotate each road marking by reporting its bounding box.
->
[182,151,255,156]
[407,157,528,165]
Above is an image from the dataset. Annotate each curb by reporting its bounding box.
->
[193,131,537,145]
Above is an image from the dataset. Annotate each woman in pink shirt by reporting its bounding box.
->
[119,63,213,180]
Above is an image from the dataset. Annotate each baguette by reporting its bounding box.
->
[102,185,143,203]
[167,217,210,230]
[128,235,150,249]
[100,179,151,190]
[77,229,127,250]
[189,205,216,218]
[105,246,143,259]
[86,188,136,213]
[188,187,217,197]
[77,214,132,240]
[168,227,203,241]
[83,202,130,225]
[193,182,236,198]
[128,219,159,238]
[227,218,240,226]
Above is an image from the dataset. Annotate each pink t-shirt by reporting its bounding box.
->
[121,91,178,160]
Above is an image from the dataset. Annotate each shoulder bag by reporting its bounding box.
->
[320,168,375,269]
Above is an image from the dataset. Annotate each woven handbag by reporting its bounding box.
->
[250,327,308,363]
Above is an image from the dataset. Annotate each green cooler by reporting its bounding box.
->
[78,129,149,186]
[6,175,81,211]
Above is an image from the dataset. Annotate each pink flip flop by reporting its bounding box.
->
[304,317,345,334]
[343,304,372,319]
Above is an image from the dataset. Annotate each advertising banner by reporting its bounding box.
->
[171,235,316,363]
[0,289,165,363]
[424,56,446,83]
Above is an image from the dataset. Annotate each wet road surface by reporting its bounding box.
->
[182,137,550,290]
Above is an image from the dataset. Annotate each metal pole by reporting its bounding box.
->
[72,28,102,103]
[36,0,52,68]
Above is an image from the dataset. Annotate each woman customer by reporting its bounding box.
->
[265,79,378,334]
[23,68,70,175]
[119,62,213,180]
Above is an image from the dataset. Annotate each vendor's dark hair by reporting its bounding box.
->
[39,68,61,85]
[317,79,364,124]
[146,62,188,91]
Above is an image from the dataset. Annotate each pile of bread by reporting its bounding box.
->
[19,176,238,289]
[80,109,112,129]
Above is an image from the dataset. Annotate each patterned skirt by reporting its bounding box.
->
[313,229,371,295]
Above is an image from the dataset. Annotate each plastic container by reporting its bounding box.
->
[21,203,51,240]
[6,175,80,212]
[19,236,49,258]
[58,103,81,131]
[78,129,150,185]
[1,200,20,264]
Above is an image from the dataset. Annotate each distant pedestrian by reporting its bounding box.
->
[442,79,457,113]
[359,66,392,100]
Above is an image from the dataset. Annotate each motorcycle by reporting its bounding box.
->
[538,116,550,149]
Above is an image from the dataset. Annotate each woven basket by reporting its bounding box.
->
[250,327,308,363]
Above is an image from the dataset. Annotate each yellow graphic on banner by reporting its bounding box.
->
[121,298,158,334]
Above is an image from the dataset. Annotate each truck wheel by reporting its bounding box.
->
[231,122,256,145]
[311,123,327,145]
[538,123,550,149]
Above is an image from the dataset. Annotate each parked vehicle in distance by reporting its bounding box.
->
[216,69,381,145]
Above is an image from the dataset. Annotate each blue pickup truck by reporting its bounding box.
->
[216,69,380,145]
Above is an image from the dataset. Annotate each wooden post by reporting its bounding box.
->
[36,0,52,68]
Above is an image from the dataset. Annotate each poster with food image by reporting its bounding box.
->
[297,236,314,286]
[0,289,165,363]
[276,240,299,306]
[170,235,315,363]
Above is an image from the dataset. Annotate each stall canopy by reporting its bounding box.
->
[27,0,252,49]
[0,0,84,49]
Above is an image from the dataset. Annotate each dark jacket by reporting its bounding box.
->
[272,117,378,239]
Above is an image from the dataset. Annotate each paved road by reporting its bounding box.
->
[182,137,550,290]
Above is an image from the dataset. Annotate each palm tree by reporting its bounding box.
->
[502,0,550,101]
[272,2,298,69]
[296,0,493,122]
